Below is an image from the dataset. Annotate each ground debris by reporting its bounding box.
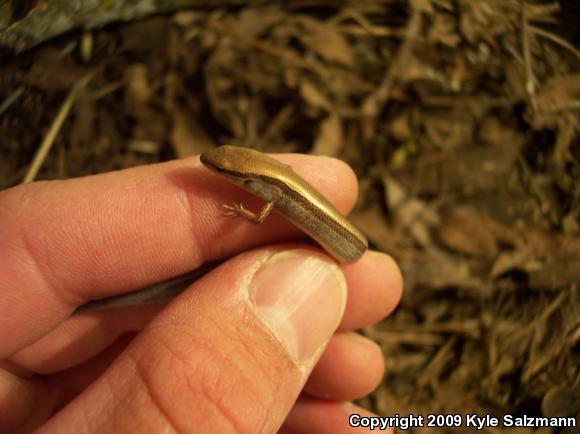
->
[1,0,579,429]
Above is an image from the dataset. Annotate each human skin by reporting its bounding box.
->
[0,153,402,433]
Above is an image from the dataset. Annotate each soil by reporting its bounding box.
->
[1,1,579,432]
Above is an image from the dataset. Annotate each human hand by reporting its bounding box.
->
[0,153,402,433]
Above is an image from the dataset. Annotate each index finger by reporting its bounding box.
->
[0,153,359,357]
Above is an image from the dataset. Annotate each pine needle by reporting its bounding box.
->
[22,73,92,184]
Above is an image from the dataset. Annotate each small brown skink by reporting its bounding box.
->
[78,145,367,312]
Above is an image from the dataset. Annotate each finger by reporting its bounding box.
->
[0,334,134,434]
[304,332,384,401]
[280,398,391,434]
[34,247,348,433]
[0,369,54,434]
[7,306,159,374]
[0,153,358,358]
[7,247,400,373]
[7,247,400,374]
[340,251,403,331]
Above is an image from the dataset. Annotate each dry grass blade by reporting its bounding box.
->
[22,73,93,184]
[524,1,561,18]
[528,25,580,59]
[547,99,580,112]
[0,86,24,116]
[330,8,406,38]
[521,3,537,104]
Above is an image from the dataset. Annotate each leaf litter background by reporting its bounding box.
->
[1,0,579,432]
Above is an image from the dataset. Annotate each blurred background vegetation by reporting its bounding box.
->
[1,1,578,431]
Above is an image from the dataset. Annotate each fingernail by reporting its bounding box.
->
[250,249,347,363]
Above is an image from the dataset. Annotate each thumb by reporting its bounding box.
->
[39,247,347,434]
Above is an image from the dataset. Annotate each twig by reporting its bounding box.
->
[22,74,92,184]
[0,86,25,116]
[1,0,262,53]
[360,0,423,138]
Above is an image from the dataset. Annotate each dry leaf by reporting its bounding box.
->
[124,64,151,113]
[128,139,159,154]
[299,78,332,112]
[349,204,397,254]
[298,17,354,66]
[438,210,500,259]
[312,113,343,156]
[170,104,216,158]
[237,7,285,37]
[383,176,439,248]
